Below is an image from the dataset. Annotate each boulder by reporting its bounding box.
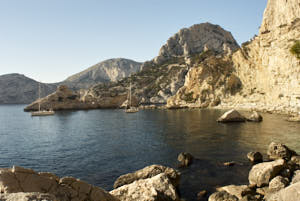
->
[267,142,297,160]
[208,191,238,201]
[291,170,300,184]
[248,159,285,187]
[268,176,289,192]
[0,166,119,201]
[291,155,300,166]
[177,152,194,167]
[247,111,263,122]
[0,192,56,201]
[216,185,249,200]
[266,182,300,201]
[110,173,180,201]
[217,109,246,123]
[247,152,263,163]
[113,165,180,189]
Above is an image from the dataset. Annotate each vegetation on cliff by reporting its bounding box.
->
[290,40,300,59]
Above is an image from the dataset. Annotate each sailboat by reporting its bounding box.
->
[125,82,139,113]
[31,82,55,116]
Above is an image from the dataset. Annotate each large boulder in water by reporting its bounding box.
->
[177,152,194,167]
[217,109,246,123]
[113,165,180,189]
[267,142,297,160]
[248,159,285,187]
[110,173,180,201]
[247,152,263,163]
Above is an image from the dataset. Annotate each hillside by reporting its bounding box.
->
[63,58,142,90]
[0,74,57,104]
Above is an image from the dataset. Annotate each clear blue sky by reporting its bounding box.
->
[0,0,267,83]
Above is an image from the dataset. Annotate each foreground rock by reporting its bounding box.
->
[267,142,297,160]
[0,192,56,201]
[0,166,119,201]
[249,159,285,187]
[217,109,246,123]
[267,182,300,201]
[208,191,238,201]
[177,152,194,167]
[111,173,180,201]
[216,185,249,200]
[113,164,180,189]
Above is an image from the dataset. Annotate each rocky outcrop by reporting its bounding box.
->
[0,74,57,104]
[111,173,180,201]
[154,23,239,65]
[63,58,142,90]
[219,0,300,114]
[217,109,246,123]
[167,53,242,109]
[113,165,180,189]
[0,166,119,201]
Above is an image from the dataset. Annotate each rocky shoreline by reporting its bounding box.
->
[0,142,299,201]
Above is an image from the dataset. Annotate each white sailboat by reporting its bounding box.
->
[31,82,55,116]
[125,82,139,113]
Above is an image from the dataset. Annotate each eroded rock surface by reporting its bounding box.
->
[217,109,246,123]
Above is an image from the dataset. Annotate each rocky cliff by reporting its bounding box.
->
[63,58,142,90]
[219,0,300,114]
[82,23,239,108]
[167,0,300,114]
[0,74,57,104]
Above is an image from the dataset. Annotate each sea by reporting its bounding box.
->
[0,104,300,200]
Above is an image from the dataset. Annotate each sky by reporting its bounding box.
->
[0,0,268,83]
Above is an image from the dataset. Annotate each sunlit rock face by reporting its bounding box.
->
[220,0,300,114]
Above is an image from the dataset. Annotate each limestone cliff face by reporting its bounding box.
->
[220,0,300,113]
[154,23,239,65]
[63,58,142,90]
[0,74,57,104]
[167,52,241,108]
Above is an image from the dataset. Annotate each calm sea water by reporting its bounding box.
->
[0,105,300,200]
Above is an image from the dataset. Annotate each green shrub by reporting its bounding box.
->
[290,41,300,59]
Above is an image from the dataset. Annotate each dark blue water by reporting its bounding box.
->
[1,105,300,200]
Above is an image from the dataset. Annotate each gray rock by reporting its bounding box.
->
[247,152,263,163]
[267,142,297,160]
[177,152,194,167]
[113,164,180,189]
[208,191,238,201]
[247,111,263,122]
[268,176,289,192]
[217,109,246,123]
[248,159,285,187]
[110,173,180,201]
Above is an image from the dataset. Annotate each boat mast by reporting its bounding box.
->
[38,82,41,111]
[129,82,132,108]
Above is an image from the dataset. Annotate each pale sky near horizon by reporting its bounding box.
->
[0,0,267,83]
